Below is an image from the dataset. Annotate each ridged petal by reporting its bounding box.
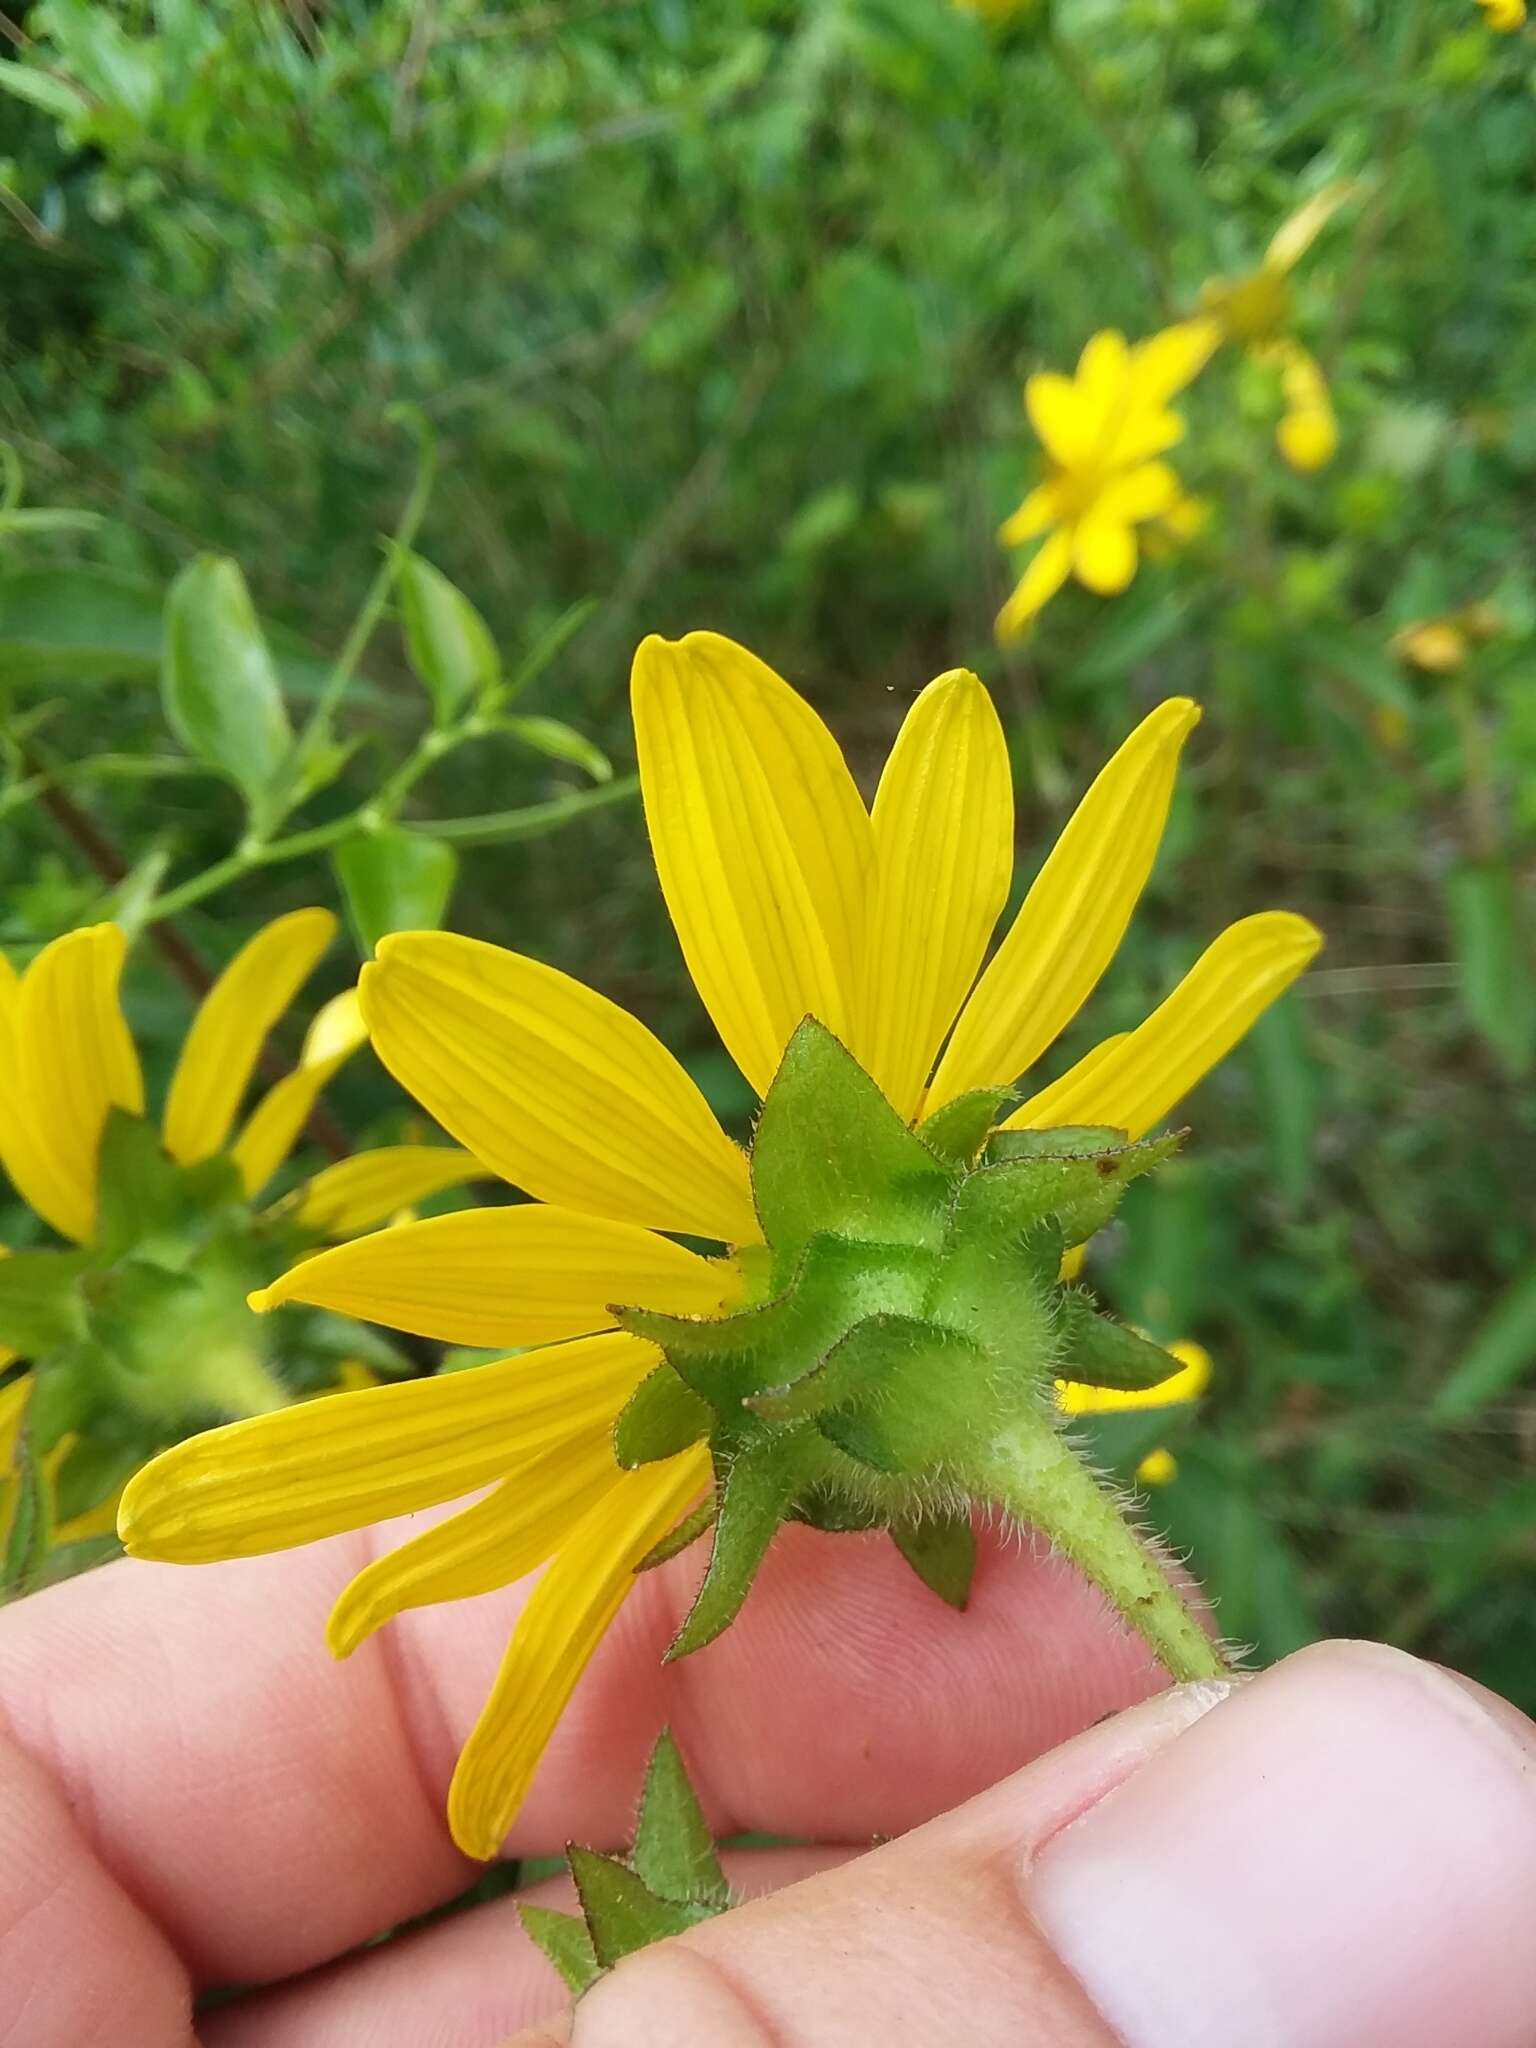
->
[632,632,873,1096]
[927,701,1201,1111]
[1057,1337,1212,1414]
[163,908,336,1165]
[229,1047,354,1200]
[361,932,756,1244]
[327,1426,620,1657]
[447,1444,711,1859]
[116,1330,660,1562]
[9,927,143,1244]
[253,1204,742,1347]
[852,672,1013,1122]
[1007,912,1323,1137]
[293,1145,483,1237]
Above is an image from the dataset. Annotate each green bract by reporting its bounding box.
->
[614,1021,1210,1674]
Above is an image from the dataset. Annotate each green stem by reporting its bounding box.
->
[976,1416,1226,1682]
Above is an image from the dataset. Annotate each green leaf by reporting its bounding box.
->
[666,1446,804,1660]
[632,1730,731,1909]
[566,1847,704,1968]
[501,714,613,783]
[516,1904,602,1997]
[394,546,500,722]
[1056,1294,1190,1392]
[891,1506,976,1611]
[0,567,163,684]
[162,555,294,822]
[0,62,90,121]
[613,1364,713,1469]
[334,826,459,956]
[1444,861,1536,1078]
[752,1019,950,1262]
[636,1496,716,1572]
[0,1250,90,1357]
[1431,1264,1536,1423]
[2,1422,50,1595]
[916,1086,1014,1165]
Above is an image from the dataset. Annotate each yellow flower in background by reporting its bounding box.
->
[1060,1338,1211,1490]
[1391,602,1504,675]
[997,323,1218,638]
[121,634,1319,1858]
[0,912,477,1549]
[1192,184,1354,472]
[1478,0,1525,29]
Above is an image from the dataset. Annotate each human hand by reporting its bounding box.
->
[3,1521,1534,2047]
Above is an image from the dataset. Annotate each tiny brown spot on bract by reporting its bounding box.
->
[1096,1156,1117,1176]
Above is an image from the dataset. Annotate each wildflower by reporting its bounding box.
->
[997,324,1218,639]
[121,635,1319,1858]
[0,912,475,1559]
[1192,185,1354,472]
[1392,602,1503,675]
[1478,0,1525,28]
[1060,1337,1212,1492]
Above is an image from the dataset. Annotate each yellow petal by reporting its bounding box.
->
[163,908,336,1166]
[1094,461,1182,527]
[631,632,873,1097]
[1130,319,1222,405]
[361,932,756,1244]
[999,481,1062,546]
[996,527,1074,642]
[228,1046,353,1200]
[447,1443,711,1859]
[851,672,1013,1122]
[1276,405,1337,472]
[253,1204,742,1347]
[1108,408,1186,467]
[1136,1447,1178,1485]
[1391,620,1467,675]
[1025,371,1095,467]
[1007,912,1323,1137]
[11,927,143,1244]
[1075,329,1131,424]
[303,986,367,1067]
[293,1145,483,1237]
[117,1329,661,1563]
[1057,1336,1212,1414]
[1073,517,1139,595]
[1265,181,1353,273]
[327,1425,621,1657]
[928,701,1201,1111]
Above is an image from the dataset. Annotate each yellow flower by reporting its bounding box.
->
[997,323,1219,639]
[1392,603,1504,676]
[120,635,1319,1858]
[1193,184,1353,472]
[1060,1337,1210,1493]
[1478,0,1525,29]
[0,912,477,1546]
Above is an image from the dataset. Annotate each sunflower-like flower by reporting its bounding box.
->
[0,911,475,1563]
[121,635,1319,1858]
[1191,185,1354,473]
[997,324,1218,639]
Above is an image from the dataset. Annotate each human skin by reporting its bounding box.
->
[3,1516,1535,2047]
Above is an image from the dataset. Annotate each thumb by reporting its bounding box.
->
[516,1641,1536,2047]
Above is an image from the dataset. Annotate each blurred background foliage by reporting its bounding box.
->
[1,0,1534,1699]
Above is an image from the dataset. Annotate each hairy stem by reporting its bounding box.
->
[977,1416,1226,1683]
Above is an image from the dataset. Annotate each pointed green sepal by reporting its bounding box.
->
[986,1124,1130,1158]
[0,1250,90,1358]
[1,1421,49,1595]
[517,1903,603,1997]
[613,1364,712,1468]
[666,1445,808,1660]
[1056,1292,1191,1391]
[635,1496,716,1573]
[95,1107,243,1262]
[813,1315,991,1475]
[917,1087,1015,1166]
[961,1129,1185,1248]
[567,1845,708,1967]
[632,1729,731,1910]
[891,1506,977,1611]
[752,1019,951,1261]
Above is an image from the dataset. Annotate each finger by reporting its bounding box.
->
[540,1642,1536,2048]
[0,1515,1162,1992]
[199,1847,845,2048]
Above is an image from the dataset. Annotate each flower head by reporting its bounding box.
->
[121,636,1319,1857]
[1478,0,1526,31]
[997,324,1217,639]
[0,911,475,1560]
[1195,185,1354,472]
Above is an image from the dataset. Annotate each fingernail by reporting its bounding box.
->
[1031,1640,1536,2048]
